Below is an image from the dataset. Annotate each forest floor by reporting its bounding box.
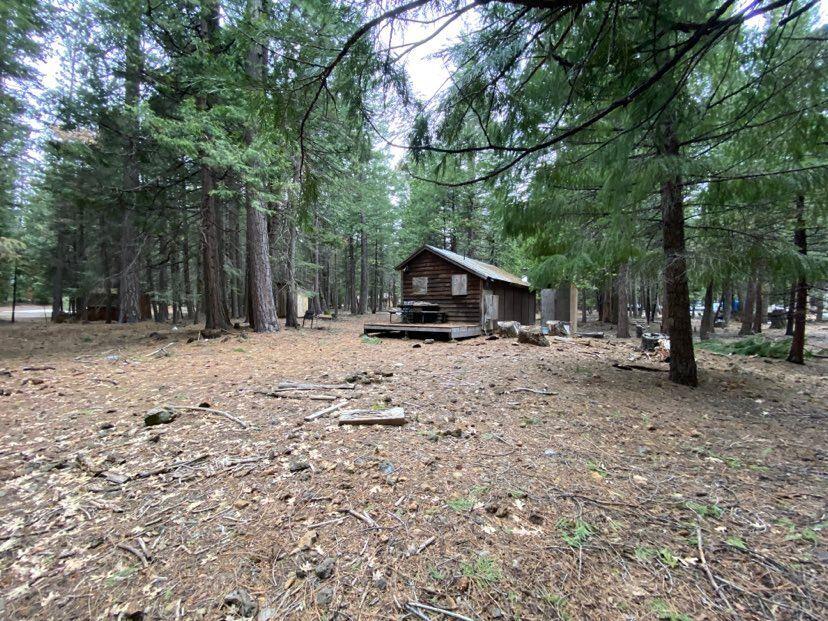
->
[0,315,825,621]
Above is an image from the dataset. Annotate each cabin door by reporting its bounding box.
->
[482,292,498,329]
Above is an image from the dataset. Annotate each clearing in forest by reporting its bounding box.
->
[0,317,825,620]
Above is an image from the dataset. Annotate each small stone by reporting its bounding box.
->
[457,576,470,592]
[234,499,250,509]
[488,605,504,619]
[144,407,177,426]
[379,461,395,475]
[412,343,422,348]
[314,557,335,580]
[297,530,317,550]
[315,587,333,606]
[223,589,258,618]
[99,422,115,431]
[372,570,387,590]
[424,338,435,344]
[289,460,310,473]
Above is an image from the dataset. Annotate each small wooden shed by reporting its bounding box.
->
[395,245,535,326]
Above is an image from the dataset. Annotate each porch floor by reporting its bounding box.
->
[363,321,482,340]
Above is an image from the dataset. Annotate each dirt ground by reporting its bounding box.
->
[0,315,825,621]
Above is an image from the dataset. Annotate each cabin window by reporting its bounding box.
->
[451,274,468,296]
[412,276,428,294]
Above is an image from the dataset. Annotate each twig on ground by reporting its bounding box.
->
[415,535,436,555]
[305,400,348,421]
[146,342,175,357]
[506,387,558,396]
[339,508,377,528]
[696,522,735,615]
[134,454,210,479]
[407,602,474,621]
[22,365,55,371]
[116,542,149,567]
[166,405,249,429]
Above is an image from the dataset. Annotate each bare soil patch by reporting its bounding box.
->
[0,316,825,620]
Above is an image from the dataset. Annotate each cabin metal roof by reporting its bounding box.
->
[396,245,529,289]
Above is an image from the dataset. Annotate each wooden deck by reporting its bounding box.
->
[363,321,482,340]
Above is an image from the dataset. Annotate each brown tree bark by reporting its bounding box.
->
[787,195,808,364]
[700,281,714,340]
[200,163,231,330]
[284,209,299,328]
[785,281,796,335]
[616,263,630,338]
[659,118,697,386]
[751,277,763,333]
[347,236,356,314]
[722,284,732,327]
[118,13,142,323]
[358,210,368,315]
[739,274,755,336]
[242,0,279,332]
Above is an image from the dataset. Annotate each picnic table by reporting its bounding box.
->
[390,302,447,324]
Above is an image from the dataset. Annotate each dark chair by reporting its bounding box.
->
[302,309,316,328]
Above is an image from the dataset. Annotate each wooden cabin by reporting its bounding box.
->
[364,245,535,338]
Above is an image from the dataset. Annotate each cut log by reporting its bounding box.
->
[305,400,348,422]
[518,327,550,347]
[577,331,604,339]
[496,321,521,337]
[641,332,666,352]
[338,407,407,426]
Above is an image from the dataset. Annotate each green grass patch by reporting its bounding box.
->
[557,518,594,548]
[697,335,809,359]
[460,555,502,586]
[651,599,692,621]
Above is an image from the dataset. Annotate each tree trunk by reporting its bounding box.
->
[242,2,279,332]
[245,187,279,332]
[51,222,65,320]
[118,11,142,324]
[99,218,113,324]
[700,281,714,340]
[616,263,630,338]
[284,209,299,328]
[182,232,193,320]
[722,285,732,327]
[751,277,763,333]
[739,275,755,336]
[787,195,807,364]
[785,282,796,335]
[200,163,230,330]
[348,235,357,314]
[659,118,697,386]
[358,209,368,315]
[814,282,824,322]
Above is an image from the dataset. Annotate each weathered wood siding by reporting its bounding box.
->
[489,282,536,325]
[401,252,483,323]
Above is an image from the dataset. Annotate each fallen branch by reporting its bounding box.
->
[22,365,55,371]
[612,362,667,373]
[414,535,436,555]
[146,342,175,358]
[305,400,348,422]
[338,508,377,528]
[134,454,210,480]
[166,405,249,429]
[116,542,149,567]
[696,522,735,614]
[339,407,406,426]
[259,391,338,400]
[407,602,474,621]
[506,387,558,396]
